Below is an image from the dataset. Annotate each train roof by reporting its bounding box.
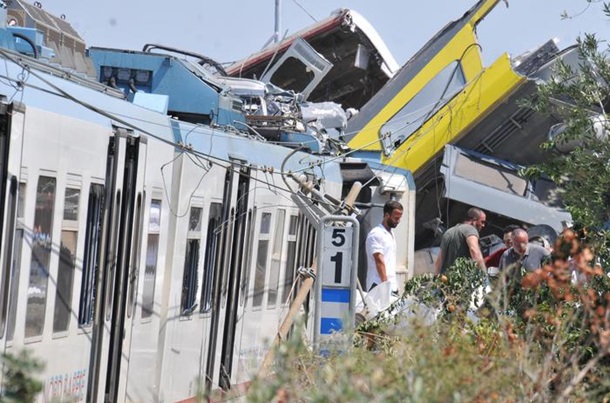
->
[225,9,399,110]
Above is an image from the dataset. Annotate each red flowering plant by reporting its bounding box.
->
[484,228,610,399]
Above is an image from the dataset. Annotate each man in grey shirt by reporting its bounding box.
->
[435,207,487,274]
[499,228,550,272]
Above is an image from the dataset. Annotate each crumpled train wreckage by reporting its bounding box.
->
[10,0,599,322]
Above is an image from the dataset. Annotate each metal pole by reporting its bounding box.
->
[274,0,282,43]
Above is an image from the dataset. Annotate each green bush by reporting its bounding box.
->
[247,235,610,401]
[0,350,44,403]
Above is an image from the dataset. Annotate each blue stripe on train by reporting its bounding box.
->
[321,288,350,303]
[320,318,343,334]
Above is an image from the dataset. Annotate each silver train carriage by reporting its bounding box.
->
[0,8,415,403]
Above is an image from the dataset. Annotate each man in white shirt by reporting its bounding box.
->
[365,200,404,294]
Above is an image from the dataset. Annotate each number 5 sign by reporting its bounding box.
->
[314,215,360,348]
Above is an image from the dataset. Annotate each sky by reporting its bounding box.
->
[41,0,609,68]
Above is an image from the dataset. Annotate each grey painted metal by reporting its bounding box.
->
[441,145,571,232]
[291,193,327,226]
[260,37,333,100]
[313,215,359,349]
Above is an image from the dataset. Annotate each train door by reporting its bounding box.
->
[0,102,23,369]
[219,164,251,390]
[87,128,147,403]
[204,162,251,392]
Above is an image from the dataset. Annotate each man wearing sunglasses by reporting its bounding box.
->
[435,207,487,274]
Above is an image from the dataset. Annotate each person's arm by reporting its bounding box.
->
[466,235,486,272]
[434,250,443,275]
[373,252,388,283]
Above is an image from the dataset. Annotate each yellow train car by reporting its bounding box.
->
[345,0,579,248]
[347,0,558,175]
[347,0,523,171]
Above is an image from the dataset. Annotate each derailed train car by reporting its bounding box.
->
[345,0,576,252]
[0,3,415,402]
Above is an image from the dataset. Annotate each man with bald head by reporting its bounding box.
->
[498,228,550,272]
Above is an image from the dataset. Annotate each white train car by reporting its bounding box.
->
[0,5,416,403]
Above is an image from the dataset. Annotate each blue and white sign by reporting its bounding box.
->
[314,216,359,350]
[320,287,351,335]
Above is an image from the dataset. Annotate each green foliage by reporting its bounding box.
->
[247,231,610,401]
[248,315,534,402]
[0,350,44,403]
[524,25,610,235]
[402,257,486,316]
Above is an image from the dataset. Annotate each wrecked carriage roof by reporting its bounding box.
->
[225,9,399,110]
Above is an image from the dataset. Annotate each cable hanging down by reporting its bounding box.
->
[0,44,468,204]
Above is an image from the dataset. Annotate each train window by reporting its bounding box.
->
[227,165,250,309]
[239,208,254,306]
[105,191,121,321]
[302,219,317,315]
[201,202,222,313]
[53,188,80,333]
[281,214,299,304]
[0,177,17,338]
[217,168,233,310]
[259,212,271,234]
[78,184,105,327]
[295,214,307,274]
[127,193,143,319]
[142,199,161,320]
[17,182,25,218]
[379,61,466,155]
[306,223,317,268]
[221,207,235,308]
[189,206,202,231]
[25,176,56,338]
[181,207,202,315]
[268,57,314,94]
[7,182,26,341]
[63,188,80,221]
[288,214,298,236]
[267,210,286,308]
[252,212,272,308]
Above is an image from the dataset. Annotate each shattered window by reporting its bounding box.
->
[269,57,314,93]
[380,61,466,155]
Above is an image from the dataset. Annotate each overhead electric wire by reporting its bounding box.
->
[0,50,324,220]
[0,48,381,184]
[290,0,317,23]
[290,45,490,188]
[0,48,255,172]
[0,44,483,215]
